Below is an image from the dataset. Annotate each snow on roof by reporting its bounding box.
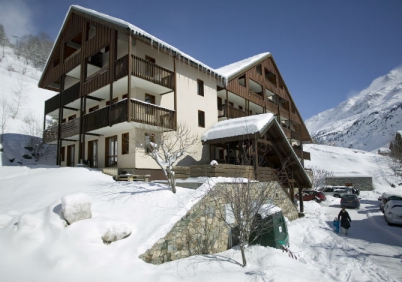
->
[201,113,274,142]
[45,5,271,86]
[69,5,226,80]
[215,52,271,78]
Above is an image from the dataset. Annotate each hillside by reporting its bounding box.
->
[305,66,402,151]
[0,46,56,165]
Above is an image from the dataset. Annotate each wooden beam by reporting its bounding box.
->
[86,95,104,102]
[63,106,79,111]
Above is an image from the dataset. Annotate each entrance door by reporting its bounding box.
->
[67,145,75,167]
[88,140,98,168]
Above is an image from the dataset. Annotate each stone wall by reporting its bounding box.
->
[140,181,298,264]
[326,176,373,191]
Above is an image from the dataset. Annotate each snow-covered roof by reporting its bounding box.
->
[201,113,274,142]
[68,5,227,80]
[215,52,271,78]
[45,5,271,86]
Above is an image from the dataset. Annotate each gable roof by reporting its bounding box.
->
[215,52,271,79]
[201,113,275,143]
[201,113,312,188]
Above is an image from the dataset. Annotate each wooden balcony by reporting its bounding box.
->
[43,117,80,143]
[131,99,175,130]
[293,148,311,161]
[84,99,128,132]
[131,55,175,90]
[44,82,80,115]
[222,104,247,119]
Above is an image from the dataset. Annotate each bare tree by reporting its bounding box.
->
[208,180,276,267]
[10,69,29,119]
[309,166,334,188]
[0,92,10,143]
[135,123,198,193]
[21,111,55,161]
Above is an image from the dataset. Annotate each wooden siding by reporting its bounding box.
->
[225,56,311,142]
[115,54,128,81]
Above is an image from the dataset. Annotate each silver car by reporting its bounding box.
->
[384,200,402,226]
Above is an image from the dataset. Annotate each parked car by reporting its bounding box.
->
[317,186,334,196]
[379,193,402,213]
[383,200,402,226]
[340,194,360,209]
[333,186,354,198]
[295,190,326,202]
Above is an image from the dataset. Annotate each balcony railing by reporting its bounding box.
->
[293,148,311,161]
[43,117,80,143]
[44,82,80,115]
[132,55,175,90]
[131,99,175,130]
[222,104,247,119]
[84,99,127,132]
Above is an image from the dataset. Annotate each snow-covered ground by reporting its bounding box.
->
[1,143,402,282]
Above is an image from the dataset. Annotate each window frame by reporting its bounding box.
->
[122,133,129,155]
[198,110,205,128]
[197,79,204,96]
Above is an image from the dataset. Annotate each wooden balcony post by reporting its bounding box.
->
[56,75,65,166]
[127,33,132,122]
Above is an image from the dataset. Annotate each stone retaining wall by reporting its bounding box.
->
[326,176,373,191]
[140,181,298,264]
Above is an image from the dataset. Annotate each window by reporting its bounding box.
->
[145,133,155,153]
[265,69,277,85]
[68,114,76,121]
[239,105,243,111]
[238,74,246,87]
[122,94,128,100]
[145,94,155,104]
[197,79,204,96]
[122,133,129,155]
[89,105,99,113]
[88,140,98,168]
[256,64,262,75]
[106,98,118,106]
[198,110,205,128]
[106,136,118,167]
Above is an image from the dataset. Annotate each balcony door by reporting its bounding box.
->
[67,145,75,167]
[88,140,98,168]
[106,136,118,167]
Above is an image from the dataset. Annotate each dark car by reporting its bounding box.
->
[341,194,360,209]
[295,190,326,202]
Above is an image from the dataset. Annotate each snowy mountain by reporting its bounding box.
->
[305,66,402,151]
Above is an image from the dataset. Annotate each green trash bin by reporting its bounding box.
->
[249,208,289,249]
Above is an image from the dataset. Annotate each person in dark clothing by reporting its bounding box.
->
[338,208,352,235]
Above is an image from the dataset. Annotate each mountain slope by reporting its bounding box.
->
[306,66,402,151]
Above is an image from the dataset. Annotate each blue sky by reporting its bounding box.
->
[1,0,401,120]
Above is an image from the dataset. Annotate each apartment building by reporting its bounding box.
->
[39,5,312,184]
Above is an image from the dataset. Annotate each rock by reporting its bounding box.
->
[61,193,92,225]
